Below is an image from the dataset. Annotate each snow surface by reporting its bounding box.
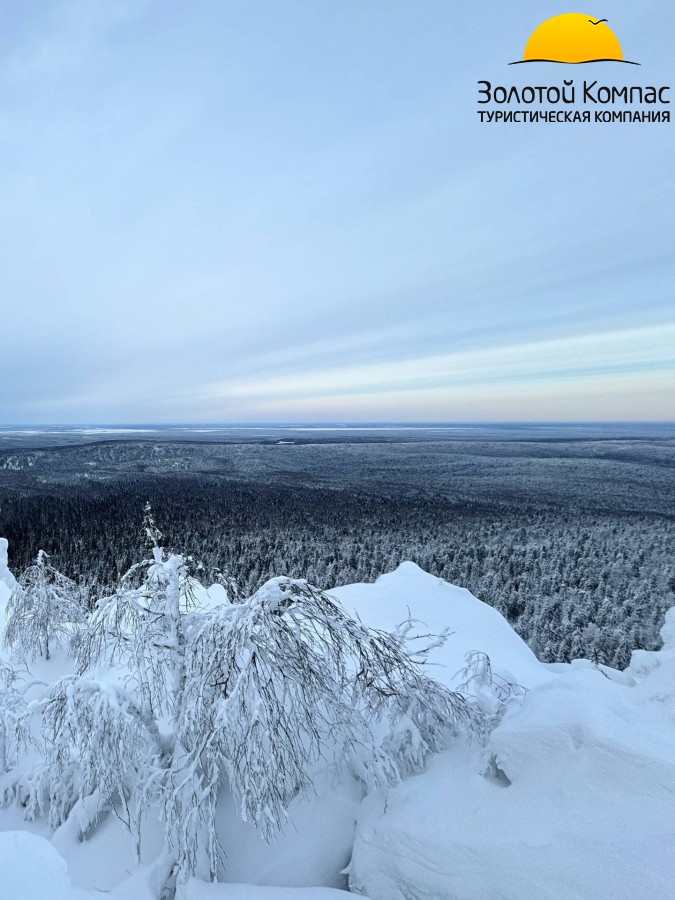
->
[346,571,675,900]
[0,831,350,900]
[179,884,351,900]
[1,553,675,899]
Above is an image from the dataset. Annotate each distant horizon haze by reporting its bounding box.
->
[1,421,674,453]
[1,420,675,428]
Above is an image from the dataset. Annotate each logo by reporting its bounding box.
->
[510,13,639,66]
[475,12,670,125]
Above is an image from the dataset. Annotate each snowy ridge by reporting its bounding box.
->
[0,548,674,899]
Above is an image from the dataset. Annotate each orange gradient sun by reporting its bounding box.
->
[517,13,628,64]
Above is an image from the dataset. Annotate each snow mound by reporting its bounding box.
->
[333,561,549,690]
[0,831,98,899]
[348,599,675,900]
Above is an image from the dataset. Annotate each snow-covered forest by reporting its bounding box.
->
[0,505,674,899]
[2,471,673,670]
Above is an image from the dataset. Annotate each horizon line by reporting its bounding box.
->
[1,421,674,429]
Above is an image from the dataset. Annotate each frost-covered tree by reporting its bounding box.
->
[0,660,26,773]
[27,536,481,893]
[142,500,164,550]
[4,551,85,662]
[456,650,527,726]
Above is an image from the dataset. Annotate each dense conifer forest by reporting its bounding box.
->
[1,457,673,670]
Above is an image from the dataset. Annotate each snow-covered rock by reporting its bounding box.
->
[333,561,550,691]
[0,537,17,592]
[627,607,675,713]
[348,591,675,900]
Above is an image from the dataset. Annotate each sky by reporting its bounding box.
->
[0,0,673,424]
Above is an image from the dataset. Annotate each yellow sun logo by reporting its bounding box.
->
[511,13,639,65]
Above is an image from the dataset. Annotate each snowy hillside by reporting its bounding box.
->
[1,549,674,899]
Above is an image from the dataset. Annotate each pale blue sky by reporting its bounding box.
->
[0,0,673,423]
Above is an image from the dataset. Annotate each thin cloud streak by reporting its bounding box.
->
[202,323,675,404]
